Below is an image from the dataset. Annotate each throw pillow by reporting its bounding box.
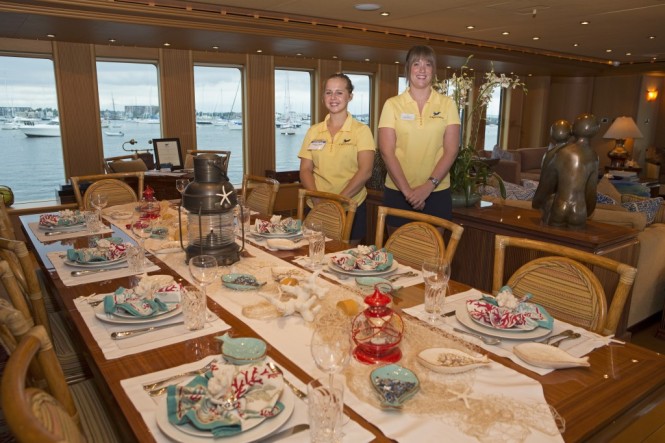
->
[597,193,617,205]
[522,179,539,189]
[596,176,622,202]
[504,181,536,200]
[621,196,663,225]
[612,181,650,197]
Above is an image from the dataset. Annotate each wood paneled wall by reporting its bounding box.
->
[159,49,196,152]
[53,41,104,178]
[245,54,275,175]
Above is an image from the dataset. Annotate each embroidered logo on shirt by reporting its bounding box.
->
[430,111,444,119]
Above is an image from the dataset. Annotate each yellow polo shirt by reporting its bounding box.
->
[378,87,460,191]
[298,113,376,205]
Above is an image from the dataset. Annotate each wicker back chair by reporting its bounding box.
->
[492,235,637,335]
[375,206,464,269]
[297,189,358,243]
[70,171,145,210]
[241,174,280,217]
[1,321,121,443]
[0,252,88,383]
[0,198,15,239]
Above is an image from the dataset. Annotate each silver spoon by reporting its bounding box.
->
[452,327,501,345]
[550,332,581,347]
[543,329,575,345]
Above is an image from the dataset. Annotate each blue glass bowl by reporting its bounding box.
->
[216,332,267,365]
[370,364,419,408]
[222,273,265,291]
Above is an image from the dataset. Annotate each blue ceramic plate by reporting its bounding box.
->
[216,332,268,365]
[370,364,419,408]
[221,273,266,291]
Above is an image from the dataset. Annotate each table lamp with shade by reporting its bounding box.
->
[603,116,643,168]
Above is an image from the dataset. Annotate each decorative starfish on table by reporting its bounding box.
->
[216,186,233,208]
[446,386,473,409]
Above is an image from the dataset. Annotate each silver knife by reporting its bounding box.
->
[71,266,127,277]
[111,321,184,340]
[264,423,309,441]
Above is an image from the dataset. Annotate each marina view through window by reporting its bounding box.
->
[274,69,312,172]
[0,55,64,204]
[96,60,161,160]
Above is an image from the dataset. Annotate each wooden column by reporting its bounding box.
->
[159,48,196,153]
[245,54,275,176]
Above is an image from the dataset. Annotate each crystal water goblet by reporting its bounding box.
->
[421,257,451,323]
[89,192,108,227]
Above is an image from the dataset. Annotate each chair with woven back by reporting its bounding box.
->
[0,198,15,239]
[297,189,358,244]
[492,235,637,335]
[0,314,122,443]
[241,174,280,218]
[103,153,148,173]
[0,250,88,383]
[374,206,464,269]
[70,171,145,210]
[184,150,231,172]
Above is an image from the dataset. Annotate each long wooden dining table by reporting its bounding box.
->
[19,212,665,443]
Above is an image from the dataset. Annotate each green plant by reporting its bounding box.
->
[449,145,506,202]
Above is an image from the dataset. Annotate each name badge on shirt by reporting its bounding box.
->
[401,113,415,121]
[308,140,326,151]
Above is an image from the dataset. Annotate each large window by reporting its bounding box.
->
[274,69,312,172]
[96,61,161,158]
[193,66,243,184]
[483,87,502,150]
[346,74,371,125]
[0,55,64,204]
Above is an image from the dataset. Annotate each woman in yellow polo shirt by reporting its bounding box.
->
[298,73,376,241]
[378,45,461,227]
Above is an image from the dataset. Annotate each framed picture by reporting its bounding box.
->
[152,138,184,170]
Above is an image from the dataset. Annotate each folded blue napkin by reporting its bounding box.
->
[103,287,168,317]
[479,285,554,330]
[66,237,126,263]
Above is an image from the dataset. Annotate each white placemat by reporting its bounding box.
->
[403,289,613,376]
[74,295,230,359]
[47,251,160,286]
[120,355,374,442]
[28,222,113,242]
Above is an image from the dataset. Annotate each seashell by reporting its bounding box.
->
[417,347,490,374]
[513,342,590,369]
[266,238,299,250]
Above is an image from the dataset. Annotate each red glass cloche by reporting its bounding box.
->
[139,185,160,219]
[351,285,404,364]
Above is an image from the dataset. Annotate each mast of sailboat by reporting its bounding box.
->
[228,81,240,122]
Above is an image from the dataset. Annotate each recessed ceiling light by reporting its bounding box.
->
[626,52,632,56]
[332,55,338,59]
[212,46,219,50]
[649,36,656,40]
[380,12,390,16]
[256,49,263,53]
[502,31,510,36]
[573,43,579,47]
[466,25,475,30]
[532,36,540,40]
[354,3,381,11]
[365,58,370,62]
[580,21,590,25]
[108,38,116,43]
[46,34,55,38]
[606,49,612,53]
[296,53,302,56]
[446,66,451,69]
[163,42,170,47]
[394,60,400,64]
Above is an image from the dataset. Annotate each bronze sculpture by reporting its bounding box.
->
[532,114,599,229]
[548,119,572,150]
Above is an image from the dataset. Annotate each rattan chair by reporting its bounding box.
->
[103,154,148,173]
[0,198,15,239]
[492,235,637,335]
[297,189,358,243]
[374,206,464,269]
[70,171,145,210]
[1,320,122,443]
[0,252,88,383]
[184,150,231,172]
[241,174,280,217]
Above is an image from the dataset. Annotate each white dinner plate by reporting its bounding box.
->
[155,386,295,442]
[455,305,551,340]
[94,302,182,324]
[64,256,127,268]
[328,260,399,277]
[39,222,86,232]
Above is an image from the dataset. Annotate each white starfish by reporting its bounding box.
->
[216,186,233,208]
[447,386,473,409]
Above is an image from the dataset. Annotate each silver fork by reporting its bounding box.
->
[267,361,307,400]
[143,358,218,391]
